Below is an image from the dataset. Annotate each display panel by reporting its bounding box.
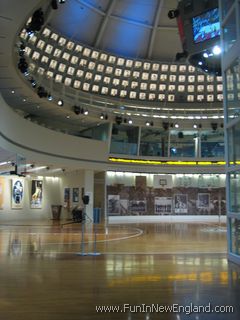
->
[31,180,43,209]
[11,178,24,209]
[192,8,220,43]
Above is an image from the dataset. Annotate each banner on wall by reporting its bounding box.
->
[0,177,5,209]
[129,200,146,214]
[174,194,188,214]
[108,195,120,215]
[30,180,43,209]
[153,175,173,188]
[11,178,24,209]
[197,193,210,208]
[120,199,129,215]
[155,197,172,215]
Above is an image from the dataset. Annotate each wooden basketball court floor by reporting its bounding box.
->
[0,221,239,320]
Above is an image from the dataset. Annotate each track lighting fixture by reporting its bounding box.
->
[18,57,28,74]
[73,105,81,115]
[26,8,44,33]
[37,86,48,98]
[115,116,123,125]
[162,122,169,130]
[211,123,218,131]
[51,0,58,10]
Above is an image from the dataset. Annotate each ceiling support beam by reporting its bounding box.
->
[147,0,164,59]
[94,0,116,47]
[76,0,105,16]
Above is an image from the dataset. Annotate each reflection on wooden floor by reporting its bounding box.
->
[0,222,239,320]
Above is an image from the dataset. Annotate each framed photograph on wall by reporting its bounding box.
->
[197,193,210,208]
[155,197,172,215]
[64,188,70,204]
[30,180,43,209]
[11,178,24,209]
[120,199,129,215]
[174,194,188,214]
[108,195,120,215]
[72,188,79,203]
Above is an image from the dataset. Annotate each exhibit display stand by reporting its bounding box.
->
[76,196,101,256]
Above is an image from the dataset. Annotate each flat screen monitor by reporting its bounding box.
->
[192,8,220,44]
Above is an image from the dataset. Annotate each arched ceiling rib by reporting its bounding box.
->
[49,0,181,61]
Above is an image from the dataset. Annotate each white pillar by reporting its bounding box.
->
[84,170,94,221]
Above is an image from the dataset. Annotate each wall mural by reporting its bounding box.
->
[107,174,226,216]
[30,180,43,209]
[11,178,24,209]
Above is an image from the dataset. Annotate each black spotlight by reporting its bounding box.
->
[211,123,218,131]
[162,122,169,130]
[59,0,66,3]
[51,0,58,10]
[18,58,28,74]
[73,105,81,115]
[175,50,188,62]
[115,116,123,125]
[19,44,25,57]
[82,195,89,205]
[27,8,44,33]
[178,132,184,139]
[37,86,48,98]
[168,9,179,19]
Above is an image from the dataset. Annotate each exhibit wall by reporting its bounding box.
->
[59,171,85,218]
[0,175,61,221]
[106,172,226,216]
[0,171,87,222]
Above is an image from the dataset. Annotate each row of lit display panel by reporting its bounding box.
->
[21,28,223,81]
[22,27,202,72]
[28,62,223,92]
[27,51,222,81]
[20,28,226,101]
[31,63,226,101]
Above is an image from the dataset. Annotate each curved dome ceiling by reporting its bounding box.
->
[48,0,181,61]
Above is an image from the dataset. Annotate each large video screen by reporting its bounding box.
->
[192,8,220,44]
